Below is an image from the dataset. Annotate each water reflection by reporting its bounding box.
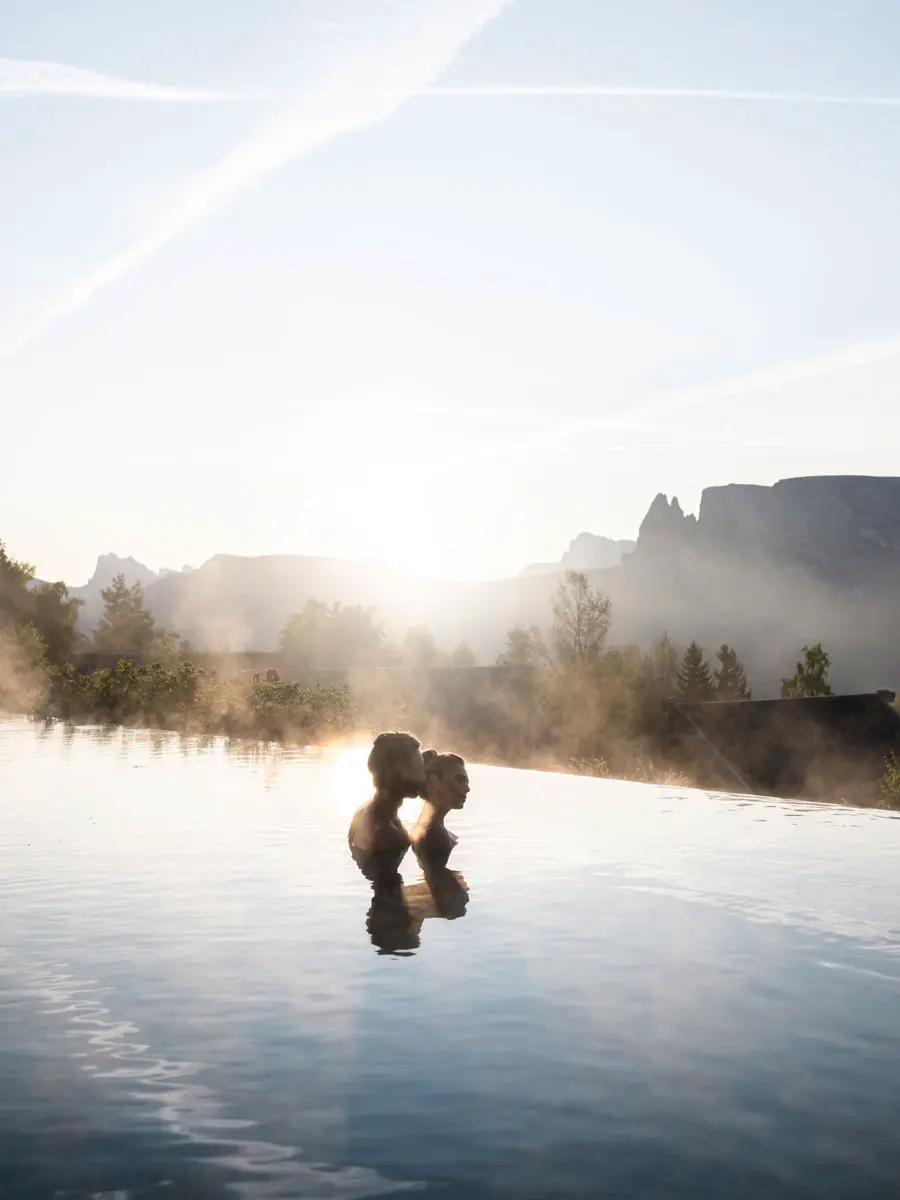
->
[405,866,469,922]
[365,874,420,956]
[354,853,471,956]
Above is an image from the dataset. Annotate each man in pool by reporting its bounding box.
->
[348,731,426,884]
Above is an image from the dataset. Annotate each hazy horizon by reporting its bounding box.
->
[4,0,900,587]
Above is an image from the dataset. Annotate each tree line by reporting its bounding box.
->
[4,542,879,799]
[0,543,183,668]
[275,570,834,703]
[0,544,355,737]
[495,569,832,702]
[276,598,478,670]
[0,538,836,702]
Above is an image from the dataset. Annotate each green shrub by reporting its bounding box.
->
[39,659,357,745]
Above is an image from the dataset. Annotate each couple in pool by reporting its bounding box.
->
[348,732,470,953]
[349,731,469,878]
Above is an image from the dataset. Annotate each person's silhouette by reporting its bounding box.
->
[404,863,469,922]
[410,750,470,869]
[365,872,421,955]
[362,864,469,954]
[350,736,472,955]
[348,731,426,886]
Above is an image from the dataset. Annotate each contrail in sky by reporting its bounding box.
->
[501,332,900,439]
[9,61,899,108]
[446,332,900,467]
[420,84,900,107]
[0,0,514,358]
[0,57,234,100]
[606,332,900,427]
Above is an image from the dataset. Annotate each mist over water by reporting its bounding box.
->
[2,719,900,1197]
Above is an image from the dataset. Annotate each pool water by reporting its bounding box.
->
[2,718,899,1198]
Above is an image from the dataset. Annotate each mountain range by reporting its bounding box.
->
[62,475,900,696]
[520,534,636,575]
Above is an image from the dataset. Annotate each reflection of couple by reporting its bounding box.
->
[348,732,470,954]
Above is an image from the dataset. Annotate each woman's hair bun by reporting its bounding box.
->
[422,748,438,764]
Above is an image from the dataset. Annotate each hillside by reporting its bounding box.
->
[62,475,900,695]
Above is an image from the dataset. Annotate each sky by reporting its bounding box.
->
[2,0,900,585]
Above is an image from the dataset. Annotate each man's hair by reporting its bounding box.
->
[368,731,421,786]
[423,749,466,778]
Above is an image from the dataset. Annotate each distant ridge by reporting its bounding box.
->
[522,533,635,576]
[54,475,900,695]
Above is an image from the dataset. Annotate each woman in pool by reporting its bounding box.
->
[410,750,470,869]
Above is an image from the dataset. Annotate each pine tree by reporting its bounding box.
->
[714,643,751,701]
[92,575,159,656]
[676,640,715,702]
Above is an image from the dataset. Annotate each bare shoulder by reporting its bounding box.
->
[350,805,409,855]
[376,816,411,854]
[412,822,456,851]
[348,802,378,853]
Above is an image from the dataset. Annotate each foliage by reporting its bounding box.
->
[92,575,163,657]
[41,658,358,742]
[567,753,688,786]
[495,624,548,668]
[0,561,360,742]
[277,600,384,668]
[401,625,444,669]
[781,642,832,698]
[647,631,680,693]
[0,539,35,626]
[31,581,83,663]
[0,621,49,713]
[714,643,751,701]
[0,539,83,663]
[568,755,610,777]
[242,678,358,740]
[2,533,887,804]
[487,616,687,779]
[676,641,716,702]
[551,570,611,666]
[46,658,201,725]
[883,752,900,805]
[448,642,478,668]
[623,757,691,787]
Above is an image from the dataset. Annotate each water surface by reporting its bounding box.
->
[2,718,899,1198]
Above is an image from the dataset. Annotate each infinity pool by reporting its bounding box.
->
[1,718,899,1198]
